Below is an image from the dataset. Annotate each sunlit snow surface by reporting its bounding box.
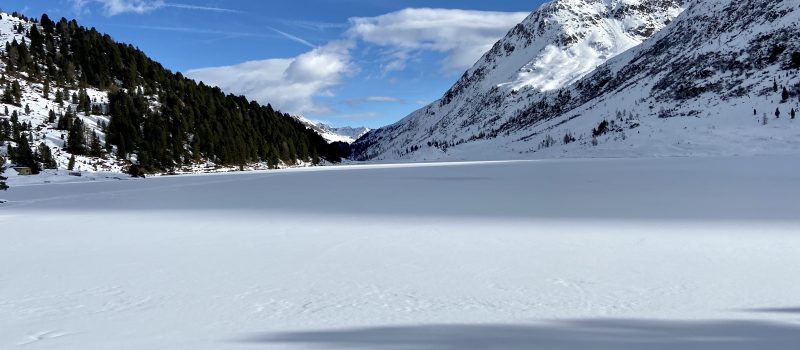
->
[2,157,800,349]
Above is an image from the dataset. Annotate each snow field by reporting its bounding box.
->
[2,157,800,349]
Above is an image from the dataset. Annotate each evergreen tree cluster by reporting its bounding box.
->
[1,12,345,174]
[0,156,7,191]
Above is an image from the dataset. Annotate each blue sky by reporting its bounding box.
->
[3,0,544,128]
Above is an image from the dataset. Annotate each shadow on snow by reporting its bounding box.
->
[240,318,800,350]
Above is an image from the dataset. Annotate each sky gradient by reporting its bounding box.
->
[2,0,546,128]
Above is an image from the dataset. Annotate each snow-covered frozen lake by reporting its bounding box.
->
[2,157,800,349]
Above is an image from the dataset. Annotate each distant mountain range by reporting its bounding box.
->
[293,116,370,144]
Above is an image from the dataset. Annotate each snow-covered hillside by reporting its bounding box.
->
[353,0,800,161]
[352,0,686,160]
[0,12,127,174]
[294,116,370,144]
[0,12,338,180]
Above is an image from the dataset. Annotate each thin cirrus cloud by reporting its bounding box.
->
[186,8,527,120]
[345,96,406,107]
[72,0,241,16]
[267,27,316,49]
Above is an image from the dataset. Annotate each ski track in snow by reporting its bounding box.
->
[2,158,800,349]
[16,331,74,346]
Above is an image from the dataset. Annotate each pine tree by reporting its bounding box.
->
[11,81,21,105]
[792,108,796,120]
[2,85,14,105]
[793,52,800,69]
[782,87,790,102]
[67,155,75,171]
[775,108,781,119]
[89,132,103,157]
[54,89,63,105]
[0,156,8,191]
[43,80,50,99]
[41,14,55,34]
[37,143,56,169]
[67,118,86,155]
[11,133,41,174]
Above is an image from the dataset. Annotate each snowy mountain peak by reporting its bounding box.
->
[497,0,684,92]
[355,0,800,162]
[446,0,684,97]
[352,0,685,160]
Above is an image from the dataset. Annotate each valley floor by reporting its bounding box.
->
[2,157,800,349]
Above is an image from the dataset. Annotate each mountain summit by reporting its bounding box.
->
[354,0,800,161]
[352,0,685,160]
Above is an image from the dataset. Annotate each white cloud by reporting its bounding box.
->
[348,8,528,73]
[183,8,528,120]
[185,41,354,116]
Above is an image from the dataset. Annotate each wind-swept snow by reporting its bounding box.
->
[2,156,800,349]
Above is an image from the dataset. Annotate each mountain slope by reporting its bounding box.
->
[487,0,800,159]
[352,0,686,160]
[0,12,344,179]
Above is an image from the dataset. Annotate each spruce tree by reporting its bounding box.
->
[782,87,790,102]
[11,81,21,105]
[89,132,103,157]
[0,156,8,191]
[792,108,796,120]
[67,155,75,171]
[11,134,40,174]
[67,118,86,155]
[775,108,781,119]
[2,85,14,105]
[38,143,57,169]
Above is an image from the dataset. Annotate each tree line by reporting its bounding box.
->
[1,12,346,176]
